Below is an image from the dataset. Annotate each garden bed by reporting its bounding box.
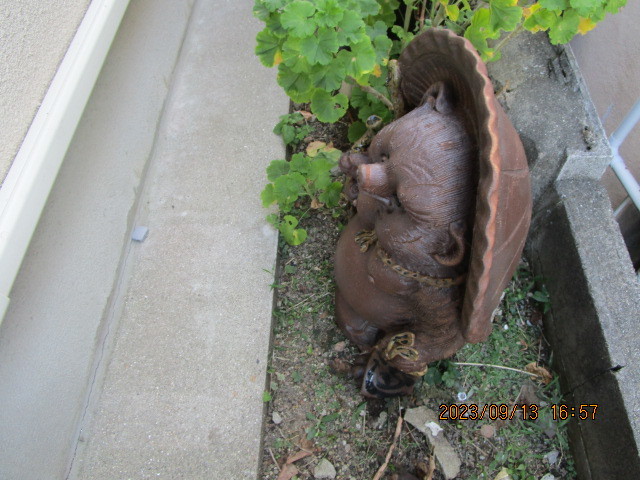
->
[259,109,576,480]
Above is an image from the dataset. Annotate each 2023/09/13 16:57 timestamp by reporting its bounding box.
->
[439,403,599,421]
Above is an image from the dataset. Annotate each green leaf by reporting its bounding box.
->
[357,0,381,17]
[261,183,277,207]
[523,7,558,32]
[604,0,627,14]
[390,25,415,47]
[548,9,580,43]
[318,146,341,163]
[371,0,401,25]
[464,8,500,59]
[273,172,306,211]
[539,0,569,11]
[349,85,392,123]
[290,152,312,176]
[300,28,339,65]
[531,290,550,303]
[266,159,290,181]
[348,121,367,143]
[570,0,604,17]
[444,2,460,21]
[280,216,308,245]
[306,425,318,439]
[316,0,344,27]
[308,157,335,189]
[490,0,523,32]
[283,125,296,144]
[343,40,376,78]
[372,35,393,63]
[282,37,311,73]
[321,412,341,423]
[266,213,279,227]
[263,0,286,11]
[262,390,273,402]
[255,29,281,67]
[265,15,287,37]
[277,64,312,97]
[318,181,343,207]
[253,2,271,21]
[309,62,346,91]
[366,20,388,40]
[337,10,366,44]
[310,90,348,123]
[281,0,316,37]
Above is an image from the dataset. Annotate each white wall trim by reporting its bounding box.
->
[0,0,130,322]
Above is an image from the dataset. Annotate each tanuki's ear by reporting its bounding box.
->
[423,81,454,114]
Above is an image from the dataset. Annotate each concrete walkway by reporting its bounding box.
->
[70,1,287,478]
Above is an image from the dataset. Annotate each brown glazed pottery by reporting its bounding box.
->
[334,28,532,398]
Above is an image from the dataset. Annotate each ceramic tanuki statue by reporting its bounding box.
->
[334,29,532,398]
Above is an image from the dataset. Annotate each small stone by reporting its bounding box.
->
[314,458,337,479]
[333,341,346,352]
[540,475,556,480]
[272,412,283,425]
[493,467,512,480]
[374,411,388,429]
[480,424,496,439]
[544,450,559,465]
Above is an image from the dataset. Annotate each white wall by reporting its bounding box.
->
[0,0,91,185]
[0,1,194,478]
[571,1,640,208]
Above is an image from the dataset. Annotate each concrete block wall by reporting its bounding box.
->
[571,1,640,210]
[488,31,640,479]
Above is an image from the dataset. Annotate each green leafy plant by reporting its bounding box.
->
[423,359,460,387]
[273,111,314,146]
[254,0,399,123]
[255,0,627,125]
[261,143,342,245]
[455,0,627,61]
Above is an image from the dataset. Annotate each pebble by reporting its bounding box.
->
[272,412,283,425]
[480,424,496,439]
[544,450,559,465]
[374,411,388,429]
[493,467,512,480]
[333,341,346,352]
[314,458,337,479]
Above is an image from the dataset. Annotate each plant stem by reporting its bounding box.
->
[404,0,415,32]
[433,2,446,27]
[429,0,438,22]
[451,361,540,378]
[347,76,395,111]
[493,24,524,55]
[419,0,427,30]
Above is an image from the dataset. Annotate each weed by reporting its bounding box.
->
[261,143,343,245]
[274,112,314,146]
